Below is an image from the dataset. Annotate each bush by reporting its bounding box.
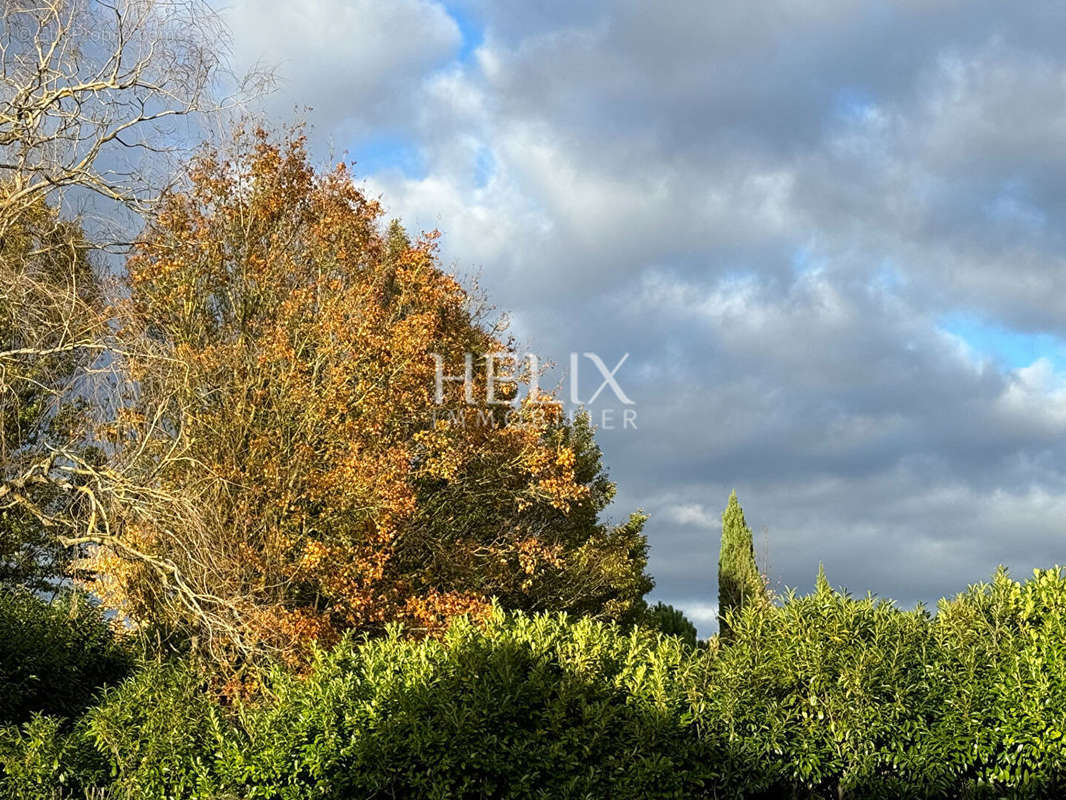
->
[0,589,132,725]
[62,612,714,799]
[5,571,1066,799]
[0,715,109,800]
[222,613,713,799]
[84,660,227,800]
[704,577,949,797]
[701,567,1066,798]
[932,567,1066,796]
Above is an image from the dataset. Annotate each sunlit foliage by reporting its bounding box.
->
[87,128,650,668]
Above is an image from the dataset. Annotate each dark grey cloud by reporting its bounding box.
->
[226,0,1066,633]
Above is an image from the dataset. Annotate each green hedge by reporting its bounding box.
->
[4,569,1066,799]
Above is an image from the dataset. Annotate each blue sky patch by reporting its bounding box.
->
[940,313,1066,372]
[444,3,484,63]
[473,144,495,188]
[833,87,878,122]
[351,134,426,180]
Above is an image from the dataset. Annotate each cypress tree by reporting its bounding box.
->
[717,491,767,638]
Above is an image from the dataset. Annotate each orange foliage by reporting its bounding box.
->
[85,128,646,668]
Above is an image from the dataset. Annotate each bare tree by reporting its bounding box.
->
[0,0,263,590]
[0,0,261,237]
[0,195,101,588]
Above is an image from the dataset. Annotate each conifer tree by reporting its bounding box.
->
[717,491,767,638]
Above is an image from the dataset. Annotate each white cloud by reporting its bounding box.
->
[223,0,461,135]
[999,360,1066,431]
[666,504,718,529]
[674,602,718,630]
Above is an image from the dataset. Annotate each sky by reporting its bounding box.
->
[220,0,1066,633]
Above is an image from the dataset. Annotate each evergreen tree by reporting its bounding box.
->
[717,491,766,638]
[641,601,699,648]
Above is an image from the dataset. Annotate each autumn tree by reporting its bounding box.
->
[403,408,652,622]
[86,128,651,669]
[717,491,767,638]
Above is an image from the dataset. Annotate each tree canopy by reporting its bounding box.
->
[82,128,650,668]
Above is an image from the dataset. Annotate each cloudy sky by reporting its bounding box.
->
[222,0,1066,633]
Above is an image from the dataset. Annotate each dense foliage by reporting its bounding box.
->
[640,601,699,648]
[4,568,1066,799]
[86,128,650,669]
[0,590,130,726]
[717,491,767,638]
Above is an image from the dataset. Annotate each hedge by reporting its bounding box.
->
[3,568,1066,799]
